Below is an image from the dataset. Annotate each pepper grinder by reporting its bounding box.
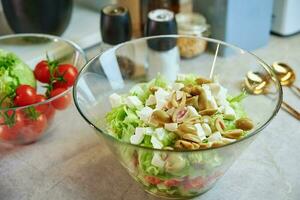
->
[100,5,135,78]
[145,9,179,81]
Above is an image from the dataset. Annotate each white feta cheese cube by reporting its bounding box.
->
[144,127,154,135]
[135,127,146,135]
[146,94,156,106]
[195,123,206,141]
[151,153,165,168]
[155,128,166,141]
[164,123,178,132]
[208,132,222,142]
[172,82,184,91]
[125,96,142,108]
[202,84,218,109]
[208,83,221,97]
[176,90,184,100]
[201,123,212,136]
[155,88,169,100]
[156,99,167,109]
[137,106,153,122]
[109,93,122,108]
[224,105,236,120]
[187,106,200,117]
[151,136,163,149]
[155,88,170,109]
[130,128,145,144]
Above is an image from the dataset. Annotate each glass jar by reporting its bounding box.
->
[176,13,210,58]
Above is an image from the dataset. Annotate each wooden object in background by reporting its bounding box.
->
[118,0,141,37]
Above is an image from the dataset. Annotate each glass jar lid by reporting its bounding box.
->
[175,13,209,36]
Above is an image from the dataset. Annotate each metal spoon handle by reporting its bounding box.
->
[281,101,300,120]
[291,85,300,94]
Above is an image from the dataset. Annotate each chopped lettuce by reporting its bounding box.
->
[130,75,168,103]
[105,105,142,141]
[139,151,161,176]
[228,91,248,103]
[175,74,198,86]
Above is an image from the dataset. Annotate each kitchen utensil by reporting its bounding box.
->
[245,71,300,120]
[272,62,300,94]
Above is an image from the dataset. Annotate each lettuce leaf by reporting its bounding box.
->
[228,91,248,103]
[0,49,36,105]
[105,105,142,141]
[138,151,161,176]
[176,74,198,86]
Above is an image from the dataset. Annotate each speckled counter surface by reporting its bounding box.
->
[1,35,300,200]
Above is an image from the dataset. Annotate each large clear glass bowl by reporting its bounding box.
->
[0,34,86,145]
[73,35,282,199]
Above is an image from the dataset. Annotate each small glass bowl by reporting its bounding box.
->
[73,35,282,199]
[0,34,86,145]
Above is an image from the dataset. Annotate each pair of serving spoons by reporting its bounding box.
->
[245,62,300,120]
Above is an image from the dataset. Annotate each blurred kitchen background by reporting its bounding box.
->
[0,0,299,56]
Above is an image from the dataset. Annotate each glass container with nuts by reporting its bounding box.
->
[176,13,210,58]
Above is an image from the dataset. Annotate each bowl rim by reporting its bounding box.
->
[0,33,87,112]
[73,34,283,152]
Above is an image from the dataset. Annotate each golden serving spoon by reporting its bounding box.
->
[245,71,300,120]
[272,62,300,94]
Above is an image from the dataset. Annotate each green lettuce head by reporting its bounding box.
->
[0,49,36,105]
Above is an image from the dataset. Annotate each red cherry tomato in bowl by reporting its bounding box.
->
[50,88,71,110]
[0,110,25,141]
[45,104,56,122]
[34,60,51,83]
[54,64,78,88]
[22,114,47,143]
[35,94,48,113]
[14,85,37,106]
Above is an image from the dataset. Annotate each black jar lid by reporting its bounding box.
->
[145,9,177,51]
[100,5,132,45]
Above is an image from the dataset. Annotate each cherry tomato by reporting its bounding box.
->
[34,60,51,83]
[35,94,48,114]
[0,110,25,141]
[45,104,56,122]
[164,179,181,187]
[144,176,162,185]
[23,114,47,141]
[50,88,71,110]
[54,64,78,87]
[14,85,37,106]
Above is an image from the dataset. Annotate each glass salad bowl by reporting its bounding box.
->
[0,34,86,145]
[73,35,282,199]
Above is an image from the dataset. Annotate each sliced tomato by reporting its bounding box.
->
[144,176,162,185]
[164,179,181,187]
[184,177,205,190]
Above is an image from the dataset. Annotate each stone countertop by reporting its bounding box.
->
[0,34,300,200]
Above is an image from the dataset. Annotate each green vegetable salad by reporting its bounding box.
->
[105,74,254,197]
